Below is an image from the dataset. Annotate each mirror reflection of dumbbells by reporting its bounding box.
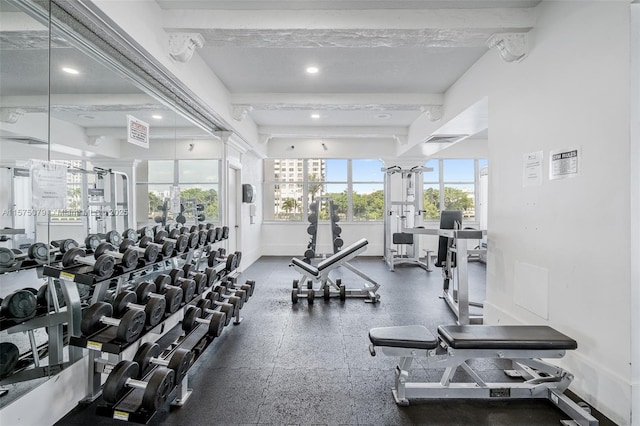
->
[0,342,20,378]
[113,290,166,328]
[0,288,38,320]
[162,271,198,303]
[84,230,122,252]
[135,280,183,316]
[94,242,139,269]
[133,343,193,390]
[28,238,79,264]
[102,360,174,412]
[81,301,145,342]
[181,305,225,338]
[118,238,159,264]
[62,247,115,277]
[198,292,237,326]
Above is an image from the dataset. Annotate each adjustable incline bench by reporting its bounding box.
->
[368,324,598,426]
[289,238,380,303]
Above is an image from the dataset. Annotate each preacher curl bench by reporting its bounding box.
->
[368,324,598,426]
[289,238,380,303]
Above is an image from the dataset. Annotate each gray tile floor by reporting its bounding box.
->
[58,256,614,425]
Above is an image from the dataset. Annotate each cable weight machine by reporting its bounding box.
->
[383,166,430,271]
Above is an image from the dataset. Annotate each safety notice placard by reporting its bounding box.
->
[127,114,149,149]
[30,160,67,210]
[523,151,543,187]
[549,147,580,180]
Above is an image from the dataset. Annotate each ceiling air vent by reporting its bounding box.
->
[1,136,48,145]
[424,134,468,144]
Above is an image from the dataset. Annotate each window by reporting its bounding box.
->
[423,158,487,222]
[264,158,383,222]
[50,160,88,223]
[136,160,220,225]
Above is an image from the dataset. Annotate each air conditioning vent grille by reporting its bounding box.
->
[424,134,468,144]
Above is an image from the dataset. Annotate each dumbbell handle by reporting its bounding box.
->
[74,254,100,266]
[100,316,121,327]
[103,248,127,260]
[194,317,209,325]
[148,293,164,300]
[149,357,170,367]
[124,377,148,390]
[125,302,146,311]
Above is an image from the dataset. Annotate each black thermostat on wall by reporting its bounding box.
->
[242,184,256,203]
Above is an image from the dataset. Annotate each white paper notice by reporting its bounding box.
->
[523,151,543,187]
[550,147,579,180]
[127,115,149,149]
[30,160,68,210]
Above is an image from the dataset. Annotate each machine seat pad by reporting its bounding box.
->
[369,325,438,350]
[437,325,578,350]
[290,257,319,277]
[317,238,368,271]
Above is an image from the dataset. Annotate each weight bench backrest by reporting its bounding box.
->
[290,257,319,277]
[317,238,368,272]
[437,325,578,350]
[436,210,462,267]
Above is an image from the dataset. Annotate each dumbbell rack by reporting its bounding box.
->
[303,197,343,263]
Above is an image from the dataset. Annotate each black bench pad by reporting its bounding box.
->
[317,238,368,271]
[437,325,578,350]
[290,257,319,277]
[369,325,438,350]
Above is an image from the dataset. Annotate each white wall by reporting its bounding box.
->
[238,150,263,268]
[409,2,631,423]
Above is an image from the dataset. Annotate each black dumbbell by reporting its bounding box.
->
[135,281,182,315]
[210,284,244,310]
[181,305,225,337]
[1,289,37,319]
[182,264,212,294]
[119,238,159,264]
[0,342,20,378]
[221,226,229,239]
[139,235,174,258]
[138,226,155,240]
[37,283,66,309]
[155,230,189,253]
[157,273,196,303]
[95,242,139,269]
[81,301,145,342]
[113,290,165,327]
[133,342,193,385]
[0,248,27,269]
[61,247,115,277]
[27,238,79,264]
[85,230,122,251]
[223,276,255,298]
[102,360,174,412]
[224,253,239,273]
[200,294,236,326]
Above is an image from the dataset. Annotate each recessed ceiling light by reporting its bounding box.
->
[306,66,319,74]
[375,113,392,120]
[152,115,163,120]
[77,114,95,120]
[62,67,79,74]
[311,113,320,119]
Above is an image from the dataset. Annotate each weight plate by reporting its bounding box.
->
[154,230,168,245]
[119,238,135,252]
[133,342,161,379]
[103,360,139,404]
[221,226,229,239]
[292,279,299,289]
[85,235,101,251]
[155,274,172,292]
[61,239,79,253]
[197,213,205,222]
[145,297,166,327]
[162,241,175,256]
[225,254,235,272]
[214,228,222,242]
[121,248,139,268]
[144,244,159,263]
[0,342,20,378]
[135,281,156,303]
[333,225,342,235]
[307,289,315,303]
[142,367,175,412]
[176,214,186,224]
[208,311,226,337]
[334,238,344,248]
[324,285,330,301]
[139,226,154,239]
[198,230,207,246]
[193,273,207,295]
[113,291,137,317]
[196,298,211,316]
[28,242,49,262]
[180,279,196,303]
[123,228,138,242]
[169,349,193,385]
[105,230,122,246]
[169,269,184,284]
[182,307,201,333]
[1,289,37,319]
[81,302,113,336]
[339,285,346,301]
[187,232,199,249]
[204,267,216,286]
[234,251,242,269]
[169,229,180,239]
[307,280,313,290]
[117,308,146,343]
[139,235,152,248]
[219,303,233,326]
[291,289,298,304]
[308,213,318,223]
[304,249,314,259]
[331,215,340,223]
[306,225,316,235]
[165,287,183,314]
[227,296,241,316]
[94,254,115,277]
[0,247,17,268]
[206,229,216,243]
[94,242,114,258]
[206,292,220,303]
[182,263,194,277]
[174,235,188,252]
[61,247,86,268]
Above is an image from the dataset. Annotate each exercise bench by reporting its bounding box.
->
[368,324,598,426]
[289,238,380,303]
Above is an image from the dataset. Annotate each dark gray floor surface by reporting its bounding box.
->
[57,256,613,425]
